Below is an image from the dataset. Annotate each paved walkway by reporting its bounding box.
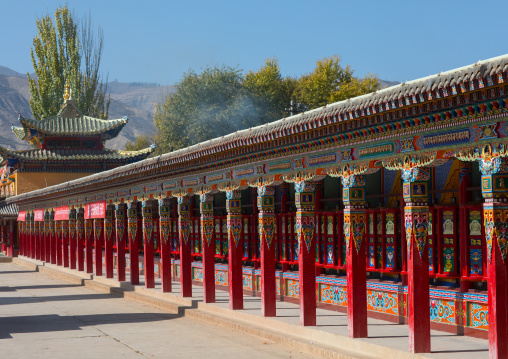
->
[3,257,491,359]
[0,261,318,359]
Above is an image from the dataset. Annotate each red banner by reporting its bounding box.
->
[84,201,106,219]
[17,211,26,222]
[54,206,69,221]
[34,209,44,222]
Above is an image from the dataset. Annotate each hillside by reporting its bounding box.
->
[0,67,173,150]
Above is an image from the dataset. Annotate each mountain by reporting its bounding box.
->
[0,67,174,151]
[379,80,401,89]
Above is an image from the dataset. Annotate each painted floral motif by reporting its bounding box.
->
[493,209,508,262]
[227,216,242,247]
[286,279,299,298]
[367,290,398,315]
[430,299,455,324]
[343,213,351,254]
[296,213,315,253]
[179,220,191,245]
[104,222,113,242]
[404,211,413,257]
[85,222,93,240]
[320,284,347,306]
[77,223,84,241]
[116,222,125,243]
[413,214,429,258]
[143,220,153,244]
[443,247,454,273]
[469,302,488,330]
[94,222,102,241]
[128,221,138,242]
[160,219,170,244]
[351,213,365,253]
[201,219,214,246]
[470,248,483,275]
[243,274,253,291]
[70,224,76,239]
[215,270,228,286]
[484,207,495,263]
[259,216,275,249]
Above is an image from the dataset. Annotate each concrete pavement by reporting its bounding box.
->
[0,261,319,359]
[3,257,490,359]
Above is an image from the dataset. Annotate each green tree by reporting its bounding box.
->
[154,65,258,152]
[154,56,380,152]
[27,5,110,120]
[244,58,296,123]
[295,55,379,109]
[124,135,152,151]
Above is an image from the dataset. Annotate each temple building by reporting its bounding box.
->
[0,83,154,198]
[3,55,508,357]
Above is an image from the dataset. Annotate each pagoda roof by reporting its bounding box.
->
[13,115,128,140]
[13,97,128,143]
[0,201,18,218]
[0,146,154,163]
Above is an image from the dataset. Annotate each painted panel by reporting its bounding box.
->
[320,284,347,306]
[468,302,488,330]
[286,279,299,298]
[430,298,455,325]
[367,290,399,315]
[215,270,228,286]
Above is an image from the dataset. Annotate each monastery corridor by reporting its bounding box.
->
[2,55,508,358]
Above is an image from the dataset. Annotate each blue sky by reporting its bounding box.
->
[1,0,507,85]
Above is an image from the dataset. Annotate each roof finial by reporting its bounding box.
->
[63,80,70,102]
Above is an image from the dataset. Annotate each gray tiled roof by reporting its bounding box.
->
[0,146,154,162]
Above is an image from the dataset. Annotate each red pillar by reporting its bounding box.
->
[63,220,69,267]
[44,211,51,263]
[178,194,193,297]
[1,222,6,256]
[56,221,62,266]
[32,222,38,260]
[295,180,316,326]
[159,198,173,292]
[458,161,472,292]
[85,219,93,273]
[76,208,85,271]
[29,213,35,259]
[402,167,431,353]
[142,200,155,288]
[226,189,243,310]
[200,193,216,303]
[258,185,276,317]
[39,220,45,261]
[481,156,508,359]
[8,220,14,257]
[69,209,77,270]
[34,222,40,260]
[19,222,24,256]
[342,175,368,338]
[104,205,115,279]
[94,219,103,276]
[485,203,508,359]
[115,203,127,282]
[50,211,56,264]
[127,201,140,285]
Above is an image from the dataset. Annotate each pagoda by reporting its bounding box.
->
[0,83,154,197]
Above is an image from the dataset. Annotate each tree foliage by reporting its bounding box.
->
[27,5,110,120]
[154,55,379,152]
[154,65,258,153]
[294,55,379,109]
[124,135,152,152]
